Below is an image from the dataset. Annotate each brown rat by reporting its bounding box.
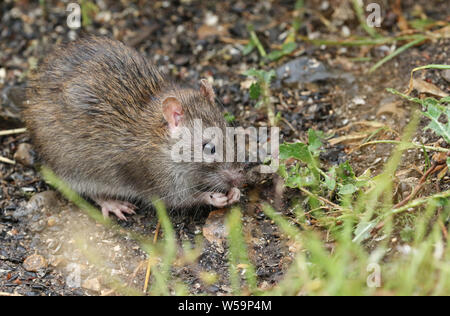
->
[24,36,243,220]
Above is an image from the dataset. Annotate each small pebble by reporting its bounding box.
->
[82,278,101,292]
[23,254,47,272]
[441,69,450,83]
[13,143,34,166]
[28,191,60,213]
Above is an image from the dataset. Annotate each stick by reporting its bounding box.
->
[0,156,15,165]
[0,128,27,136]
[0,291,22,296]
[143,221,160,293]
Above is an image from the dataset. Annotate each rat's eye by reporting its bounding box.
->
[203,143,216,155]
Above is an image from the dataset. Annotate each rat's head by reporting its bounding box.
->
[160,79,244,194]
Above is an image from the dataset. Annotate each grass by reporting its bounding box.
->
[41,93,450,295]
[34,0,450,293]
[39,63,450,295]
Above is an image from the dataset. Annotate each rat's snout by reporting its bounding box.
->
[221,168,244,188]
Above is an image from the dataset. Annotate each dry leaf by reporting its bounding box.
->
[412,78,448,98]
[377,100,407,118]
[197,24,229,40]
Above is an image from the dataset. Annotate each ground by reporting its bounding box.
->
[0,0,449,296]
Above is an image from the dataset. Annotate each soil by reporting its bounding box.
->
[0,0,449,295]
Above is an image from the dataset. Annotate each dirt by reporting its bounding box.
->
[1,0,449,295]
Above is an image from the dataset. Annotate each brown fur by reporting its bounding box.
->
[24,36,241,209]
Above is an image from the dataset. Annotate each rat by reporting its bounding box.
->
[24,36,243,220]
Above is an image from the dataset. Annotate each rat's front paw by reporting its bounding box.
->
[202,192,229,208]
[95,199,136,221]
[201,188,241,208]
[227,187,241,205]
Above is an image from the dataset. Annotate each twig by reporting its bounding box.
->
[297,34,426,47]
[359,140,449,153]
[143,221,160,293]
[299,187,343,211]
[393,163,445,209]
[0,156,15,165]
[127,260,145,287]
[0,128,27,136]
[0,291,22,296]
[281,117,300,136]
[388,190,450,217]
[372,189,450,235]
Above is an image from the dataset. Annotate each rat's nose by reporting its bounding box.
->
[222,169,244,187]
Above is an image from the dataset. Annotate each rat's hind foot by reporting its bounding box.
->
[94,199,136,221]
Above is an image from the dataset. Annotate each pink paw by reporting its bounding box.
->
[227,187,241,205]
[95,199,136,221]
[201,187,241,208]
[203,192,229,208]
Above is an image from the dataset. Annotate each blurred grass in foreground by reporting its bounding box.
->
[41,117,450,296]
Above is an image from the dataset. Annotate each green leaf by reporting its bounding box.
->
[224,112,235,123]
[249,82,261,100]
[295,0,304,9]
[267,42,297,61]
[422,102,450,143]
[353,220,377,243]
[255,100,263,108]
[307,129,324,155]
[339,184,358,195]
[282,42,297,54]
[243,69,264,80]
[337,161,356,182]
[440,96,450,104]
[267,50,285,62]
[447,158,450,170]
[242,41,255,55]
[324,167,336,191]
[263,70,276,84]
[280,142,314,165]
[278,164,288,178]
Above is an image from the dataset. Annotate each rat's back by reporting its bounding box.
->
[24,36,167,199]
[23,36,243,220]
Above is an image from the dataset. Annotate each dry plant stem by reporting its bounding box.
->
[101,289,116,296]
[0,291,22,296]
[262,82,276,126]
[281,117,300,136]
[143,221,161,293]
[373,189,450,234]
[0,128,27,136]
[393,162,446,209]
[128,260,145,287]
[299,187,343,211]
[359,140,450,153]
[0,156,15,165]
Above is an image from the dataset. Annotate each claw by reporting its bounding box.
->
[227,187,241,205]
[201,192,228,208]
[201,188,241,208]
[95,199,137,221]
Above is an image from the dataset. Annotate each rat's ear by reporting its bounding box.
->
[200,79,215,103]
[162,96,183,129]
